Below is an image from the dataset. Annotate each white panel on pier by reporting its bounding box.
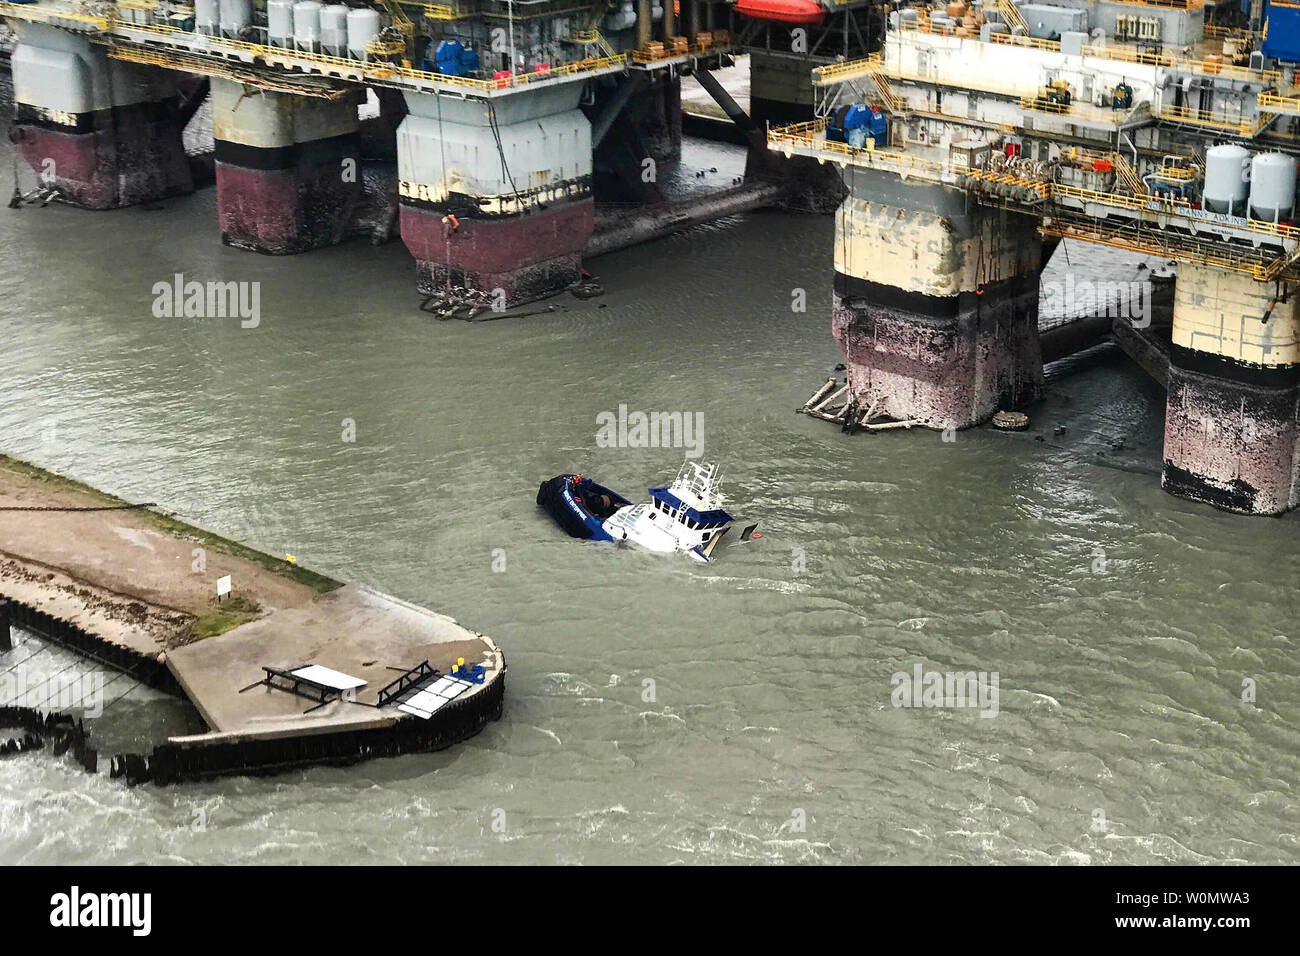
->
[290,664,366,691]
[395,677,474,720]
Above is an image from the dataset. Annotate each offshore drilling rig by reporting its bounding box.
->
[773,1,1300,515]
[0,0,884,296]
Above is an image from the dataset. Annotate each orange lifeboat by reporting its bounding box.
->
[733,0,825,25]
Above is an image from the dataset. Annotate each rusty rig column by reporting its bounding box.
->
[830,167,1044,428]
[1161,263,1300,515]
[397,86,594,305]
[637,0,653,48]
[743,49,849,211]
[211,78,363,255]
[8,21,193,209]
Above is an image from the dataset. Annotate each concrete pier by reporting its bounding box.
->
[0,454,505,782]
[9,21,193,209]
[1161,264,1300,515]
[212,79,363,255]
[397,86,594,305]
[830,167,1044,430]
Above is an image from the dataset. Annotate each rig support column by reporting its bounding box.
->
[749,49,815,127]
[1161,263,1300,515]
[830,168,1044,429]
[211,78,363,255]
[397,86,594,304]
[637,0,653,48]
[8,22,193,209]
[745,49,846,211]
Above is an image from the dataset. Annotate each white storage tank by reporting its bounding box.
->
[294,1,323,51]
[321,5,348,56]
[196,0,219,35]
[346,7,381,59]
[603,0,635,32]
[267,0,294,47]
[217,0,249,37]
[1248,152,1297,222]
[1203,143,1251,216]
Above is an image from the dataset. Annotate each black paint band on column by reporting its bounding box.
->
[833,271,1035,322]
[749,95,814,126]
[1170,343,1300,388]
[14,100,178,134]
[214,131,359,172]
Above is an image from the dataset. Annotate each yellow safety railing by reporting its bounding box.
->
[1040,219,1290,281]
[812,55,878,87]
[1052,181,1296,244]
[94,18,628,92]
[998,0,1029,34]
[769,120,959,183]
[574,28,617,59]
[827,54,908,114]
[1080,42,1282,84]
[1206,23,1258,41]
[886,15,1282,91]
[1105,0,1204,9]
[891,17,1063,52]
[395,52,627,89]
[868,69,905,114]
[769,120,1297,248]
[1154,101,1269,136]
[987,30,1062,53]
[631,41,719,63]
[1020,94,1070,115]
[420,3,471,20]
[120,20,262,55]
[107,41,351,97]
[1112,153,1147,194]
[1259,90,1300,115]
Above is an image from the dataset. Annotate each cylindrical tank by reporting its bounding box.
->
[267,0,294,46]
[604,0,635,32]
[321,5,348,55]
[1249,152,1297,222]
[294,1,323,50]
[217,0,249,37]
[197,0,219,34]
[1203,143,1251,216]
[346,7,381,59]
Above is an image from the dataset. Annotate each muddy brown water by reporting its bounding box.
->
[0,75,1296,864]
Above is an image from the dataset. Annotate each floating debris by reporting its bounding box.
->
[992,411,1030,432]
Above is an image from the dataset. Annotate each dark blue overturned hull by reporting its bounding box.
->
[536,475,632,541]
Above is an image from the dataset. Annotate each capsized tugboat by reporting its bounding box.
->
[536,462,758,562]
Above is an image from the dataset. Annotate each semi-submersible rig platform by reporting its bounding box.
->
[773,1,1300,516]
[0,0,883,292]
[4,0,1300,518]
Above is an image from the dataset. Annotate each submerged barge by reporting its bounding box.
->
[0,454,505,784]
